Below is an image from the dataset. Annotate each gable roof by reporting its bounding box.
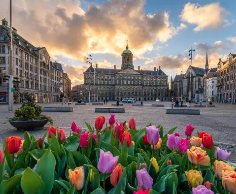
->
[191,66,206,76]
[174,75,183,82]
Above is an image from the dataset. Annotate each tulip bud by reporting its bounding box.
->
[95,115,105,130]
[129,117,136,129]
[167,159,172,166]
[79,132,89,147]
[121,131,132,148]
[48,126,56,138]
[204,181,213,190]
[6,136,21,154]
[132,141,135,146]
[150,157,159,173]
[138,163,147,170]
[143,135,149,145]
[89,169,94,182]
[38,137,43,148]
[110,164,122,186]
[68,167,85,191]
[71,121,80,133]
[58,129,66,142]
[185,124,195,137]
[0,148,3,165]
[109,114,115,126]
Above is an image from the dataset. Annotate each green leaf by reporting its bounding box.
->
[55,180,70,191]
[159,125,163,138]
[166,172,178,194]
[23,131,32,151]
[90,188,106,194]
[3,139,14,169]
[84,164,100,191]
[204,169,214,183]
[50,133,63,158]
[29,149,48,160]
[101,129,112,144]
[68,152,76,169]
[121,141,128,160]
[64,140,79,152]
[66,185,75,194]
[10,151,28,176]
[208,143,215,159]
[86,122,94,133]
[71,151,89,166]
[126,162,137,187]
[133,128,146,143]
[0,158,6,182]
[21,167,45,194]
[156,165,178,182]
[152,174,168,193]
[0,174,22,194]
[35,149,56,194]
[113,170,126,193]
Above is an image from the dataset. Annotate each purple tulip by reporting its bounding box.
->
[109,114,115,125]
[136,168,153,189]
[179,138,190,153]
[97,149,119,174]
[214,147,231,161]
[192,185,214,194]
[185,124,195,137]
[71,121,80,133]
[167,134,181,150]
[33,164,37,171]
[146,126,160,145]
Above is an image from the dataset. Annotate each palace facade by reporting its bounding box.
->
[81,45,169,102]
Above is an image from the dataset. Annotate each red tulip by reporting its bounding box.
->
[143,135,149,145]
[113,123,125,140]
[0,148,3,165]
[199,132,206,138]
[129,117,136,129]
[48,126,56,138]
[167,159,172,166]
[110,164,122,186]
[121,131,132,148]
[38,137,43,148]
[174,133,180,137]
[95,116,105,130]
[202,133,213,149]
[58,129,66,142]
[204,181,213,190]
[79,132,89,147]
[6,136,21,154]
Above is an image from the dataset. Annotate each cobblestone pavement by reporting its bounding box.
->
[0,101,236,162]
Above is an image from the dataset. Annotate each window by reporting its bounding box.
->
[16,48,18,55]
[0,36,4,41]
[0,57,5,64]
[15,58,18,66]
[0,45,5,54]
[16,68,18,76]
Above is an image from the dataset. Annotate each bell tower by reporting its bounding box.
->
[121,41,134,70]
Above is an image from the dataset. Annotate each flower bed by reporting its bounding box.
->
[0,114,235,194]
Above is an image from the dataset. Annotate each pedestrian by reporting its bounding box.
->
[181,100,183,107]
[103,99,105,105]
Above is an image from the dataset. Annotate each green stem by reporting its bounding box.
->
[11,154,14,167]
[103,173,106,190]
[152,145,155,157]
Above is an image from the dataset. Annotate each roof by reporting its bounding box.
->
[84,66,167,76]
[53,62,64,73]
[174,75,183,82]
[209,68,217,73]
[191,66,206,76]
[122,49,132,54]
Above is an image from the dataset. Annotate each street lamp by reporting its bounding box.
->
[188,47,196,101]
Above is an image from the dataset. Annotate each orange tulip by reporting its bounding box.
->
[187,146,210,166]
[190,136,202,147]
[121,131,132,148]
[110,164,122,186]
[129,117,136,129]
[214,160,235,179]
[58,129,66,142]
[6,136,21,154]
[151,138,162,150]
[95,115,105,130]
[48,126,56,138]
[167,159,172,166]
[185,170,203,187]
[222,170,236,193]
[68,167,84,191]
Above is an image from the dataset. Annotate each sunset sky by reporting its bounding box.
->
[0,0,236,86]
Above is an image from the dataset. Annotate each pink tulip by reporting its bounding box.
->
[179,138,190,153]
[97,149,119,174]
[113,123,125,141]
[174,133,180,137]
[136,168,153,189]
[192,185,214,194]
[214,147,231,161]
[71,121,80,133]
[79,132,89,147]
[185,124,195,137]
[90,133,98,143]
[109,114,115,125]
[167,134,181,150]
[146,126,159,145]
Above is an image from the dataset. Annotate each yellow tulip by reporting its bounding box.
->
[185,170,203,187]
[68,167,84,191]
[151,138,162,150]
[150,157,159,173]
[190,136,202,147]
[222,170,236,193]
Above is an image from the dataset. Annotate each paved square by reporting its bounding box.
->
[0,102,236,162]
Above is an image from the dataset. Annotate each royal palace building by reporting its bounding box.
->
[217,53,236,104]
[81,44,169,102]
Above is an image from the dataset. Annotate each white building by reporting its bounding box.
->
[205,68,217,102]
[0,18,64,103]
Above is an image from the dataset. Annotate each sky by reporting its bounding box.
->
[0,0,236,86]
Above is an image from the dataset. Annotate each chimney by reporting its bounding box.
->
[159,66,161,71]
[154,67,156,71]
[138,66,140,70]
[114,65,116,69]
[96,64,98,68]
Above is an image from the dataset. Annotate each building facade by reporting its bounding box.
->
[72,85,85,102]
[82,45,169,102]
[217,53,236,104]
[0,19,70,103]
[204,68,217,102]
[171,74,183,101]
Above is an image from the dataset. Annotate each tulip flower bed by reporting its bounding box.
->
[0,114,236,194]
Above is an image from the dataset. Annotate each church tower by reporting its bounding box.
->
[121,42,134,70]
[205,51,209,73]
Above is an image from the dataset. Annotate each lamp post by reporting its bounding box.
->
[188,47,195,101]
[86,54,93,104]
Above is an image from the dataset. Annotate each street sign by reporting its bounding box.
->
[11,88,15,92]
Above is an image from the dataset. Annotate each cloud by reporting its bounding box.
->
[0,0,185,62]
[194,41,229,54]
[226,37,236,43]
[180,2,232,31]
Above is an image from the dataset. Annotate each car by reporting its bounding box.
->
[122,98,128,103]
[128,98,136,103]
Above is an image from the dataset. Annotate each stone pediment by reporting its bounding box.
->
[116,68,141,75]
